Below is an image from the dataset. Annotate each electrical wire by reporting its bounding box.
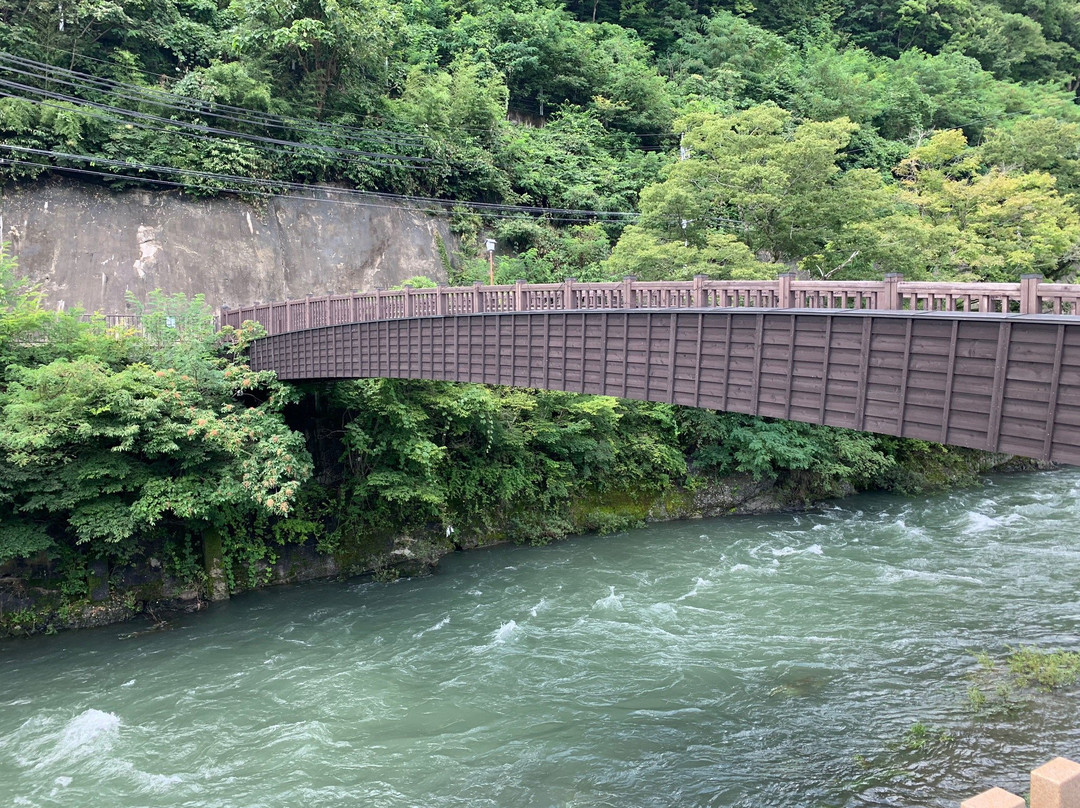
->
[0,89,428,174]
[1,35,446,136]
[0,71,430,164]
[2,35,434,136]
[0,40,681,140]
[0,156,641,224]
[0,143,645,222]
[0,52,429,149]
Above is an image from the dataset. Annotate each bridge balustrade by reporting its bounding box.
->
[523,283,565,311]
[792,280,885,309]
[220,274,1080,336]
[1032,281,1080,315]
[900,282,1020,313]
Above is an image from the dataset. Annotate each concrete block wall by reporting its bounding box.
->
[963,758,1080,808]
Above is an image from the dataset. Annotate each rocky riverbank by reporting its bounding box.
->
[0,452,1041,640]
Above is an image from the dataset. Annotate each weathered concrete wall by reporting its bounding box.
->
[0,180,455,312]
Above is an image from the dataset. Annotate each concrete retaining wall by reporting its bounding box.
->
[0,180,456,311]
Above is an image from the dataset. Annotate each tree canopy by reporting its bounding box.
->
[4,0,1080,280]
[1,0,1077,604]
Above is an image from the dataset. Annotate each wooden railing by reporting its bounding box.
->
[220,273,1080,336]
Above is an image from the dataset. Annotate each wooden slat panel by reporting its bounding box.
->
[250,309,1080,465]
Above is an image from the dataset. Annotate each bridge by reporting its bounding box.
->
[221,274,1080,466]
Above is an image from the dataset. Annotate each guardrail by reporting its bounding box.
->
[77,314,143,329]
[219,273,1080,336]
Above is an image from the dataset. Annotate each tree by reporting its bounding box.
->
[502,107,659,211]
[227,0,402,113]
[0,290,313,565]
[666,11,794,105]
[981,116,1080,195]
[893,130,1080,280]
[625,104,887,270]
[605,226,764,280]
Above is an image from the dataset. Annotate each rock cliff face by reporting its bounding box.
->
[0,180,455,312]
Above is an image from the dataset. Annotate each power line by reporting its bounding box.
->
[0,69,430,165]
[0,52,430,150]
[2,34,444,136]
[0,89,425,174]
[0,39,680,141]
[0,143,644,222]
[2,34,430,134]
[0,156,635,224]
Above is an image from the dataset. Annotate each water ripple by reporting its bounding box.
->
[2,469,1080,807]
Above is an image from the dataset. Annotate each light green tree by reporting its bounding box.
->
[893,130,1080,280]
[612,104,890,276]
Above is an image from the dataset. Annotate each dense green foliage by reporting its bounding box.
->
[0,1,1074,615]
[323,381,687,547]
[4,0,1080,281]
[0,246,311,577]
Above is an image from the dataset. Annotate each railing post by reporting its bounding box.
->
[403,284,414,318]
[622,275,637,309]
[563,277,577,310]
[219,305,229,332]
[436,283,448,316]
[1020,273,1043,315]
[882,273,903,310]
[693,274,707,307]
[305,294,313,328]
[376,288,386,320]
[515,279,527,312]
[473,281,484,313]
[1031,757,1080,808]
[778,272,796,308]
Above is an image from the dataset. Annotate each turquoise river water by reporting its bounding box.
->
[2,469,1080,807]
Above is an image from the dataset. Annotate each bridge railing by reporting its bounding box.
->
[219,273,1080,336]
[899,281,1022,313]
[1037,281,1080,314]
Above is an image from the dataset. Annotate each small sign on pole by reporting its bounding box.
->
[485,239,497,286]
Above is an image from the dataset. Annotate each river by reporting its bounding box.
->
[2,469,1079,807]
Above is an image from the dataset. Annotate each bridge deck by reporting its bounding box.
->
[248,307,1080,466]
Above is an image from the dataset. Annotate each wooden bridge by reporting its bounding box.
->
[223,274,1080,466]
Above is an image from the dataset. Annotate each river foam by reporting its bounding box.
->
[2,468,1079,808]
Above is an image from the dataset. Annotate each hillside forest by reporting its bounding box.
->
[0,0,1074,621]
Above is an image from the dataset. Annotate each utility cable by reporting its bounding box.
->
[0,88,428,172]
[0,42,677,140]
[0,52,429,149]
[0,144,644,221]
[0,155,637,224]
[0,73,430,164]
